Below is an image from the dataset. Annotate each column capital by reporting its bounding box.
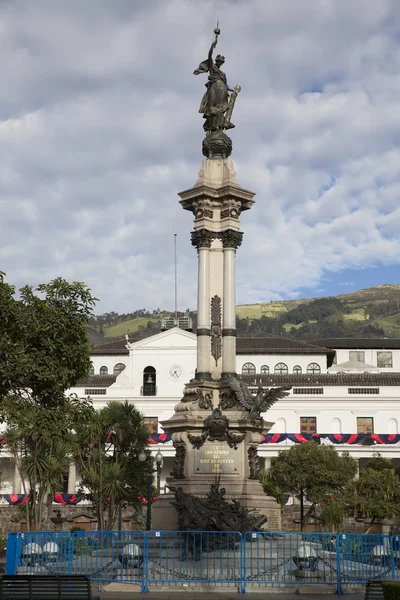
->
[191,229,216,249]
[220,229,243,249]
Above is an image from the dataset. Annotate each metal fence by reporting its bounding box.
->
[5,530,400,593]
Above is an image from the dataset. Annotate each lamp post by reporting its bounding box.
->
[139,450,163,531]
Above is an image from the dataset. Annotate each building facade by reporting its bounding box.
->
[2,330,400,496]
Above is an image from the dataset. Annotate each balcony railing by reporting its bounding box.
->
[140,385,157,396]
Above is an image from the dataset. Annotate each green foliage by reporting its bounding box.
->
[269,443,357,504]
[383,581,400,600]
[267,442,357,529]
[74,401,150,530]
[0,275,97,406]
[0,274,97,530]
[259,469,286,508]
[365,454,396,472]
[352,467,400,522]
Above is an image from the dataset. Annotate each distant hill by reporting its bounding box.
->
[87,284,400,345]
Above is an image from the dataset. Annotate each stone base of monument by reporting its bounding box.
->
[152,377,282,531]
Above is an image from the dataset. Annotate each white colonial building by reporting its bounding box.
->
[60,330,400,494]
[2,329,400,496]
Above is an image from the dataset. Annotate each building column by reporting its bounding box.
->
[67,462,77,494]
[192,230,212,379]
[222,230,243,375]
[13,461,22,494]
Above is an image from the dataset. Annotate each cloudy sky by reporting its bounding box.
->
[1,0,400,314]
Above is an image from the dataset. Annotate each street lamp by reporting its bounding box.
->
[139,451,163,531]
[155,451,163,495]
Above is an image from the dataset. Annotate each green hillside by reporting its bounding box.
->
[103,316,164,339]
[89,284,400,345]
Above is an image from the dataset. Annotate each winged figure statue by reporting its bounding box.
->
[226,375,291,425]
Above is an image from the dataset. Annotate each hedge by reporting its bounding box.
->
[382,581,400,600]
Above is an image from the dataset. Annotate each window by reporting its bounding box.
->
[89,364,95,376]
[293,365,302,374]
[357,417,374,434]
[242,362,256,376]
[306,363,321,374]
[143,417,158,434]
[113,363,126,376]
[348,388,379,395]
[300,417,317,434]
[85,389,106,395]
[377,351,392,368]
[349,351,365,363]
[293,388,324,395]
[260,365,269,375]
[274,362,288,374]
[142,366,156,396]
[100,366,108,375]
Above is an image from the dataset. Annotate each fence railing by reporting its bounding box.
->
[6,530,400,593]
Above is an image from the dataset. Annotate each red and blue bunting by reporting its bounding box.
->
[3,494,29,505]
[54,494,82,505]
[148,433,171,444]
[260,433,400,444]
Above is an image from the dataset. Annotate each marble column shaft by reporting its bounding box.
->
[196,246,211,377]
[222,245,236,374]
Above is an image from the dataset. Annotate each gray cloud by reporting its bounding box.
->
[1,0,400,313]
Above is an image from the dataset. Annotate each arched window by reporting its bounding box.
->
[89,364,95,376]
[260,365,269,375]
[100,366,108,376]
[274,362,288,374]
[113,363,126,376]
[293,365,302,374]
[242,362,256,376]
[142,366,156,396]
[307,362,321,374]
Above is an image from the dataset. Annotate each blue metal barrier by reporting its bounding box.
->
[146,530,242,589]
[242,531,338,593]
[336,533,395,590]
[6,530,400,593]
[7,530,145,590]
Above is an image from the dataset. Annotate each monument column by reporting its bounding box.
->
[192,230,212,379]
[221,230,243,376]
[152,25,286,532]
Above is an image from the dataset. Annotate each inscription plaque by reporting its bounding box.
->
[195,443,240,474]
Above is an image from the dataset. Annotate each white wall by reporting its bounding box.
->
[335,348,400,371]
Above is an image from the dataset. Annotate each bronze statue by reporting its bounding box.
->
[227,375,291,427]
[170,477,267,557]
[194,24,241,134]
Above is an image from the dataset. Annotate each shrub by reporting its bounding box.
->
[383,581,400,600]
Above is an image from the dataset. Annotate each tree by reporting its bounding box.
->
[0,274,97,529]
[74,401,150,530]
[0,274,96,406]
[348,455,400,532]
[4,395,93,529]
[266,442,357,530]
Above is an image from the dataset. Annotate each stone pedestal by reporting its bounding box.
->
[152,378,281,531]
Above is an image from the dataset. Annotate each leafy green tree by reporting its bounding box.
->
[0,274,96,405]
[267,442,357,530]
[4,395,93,529]
[348,456,400,532]
[0,274,97,529]
[75,401,150,530]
